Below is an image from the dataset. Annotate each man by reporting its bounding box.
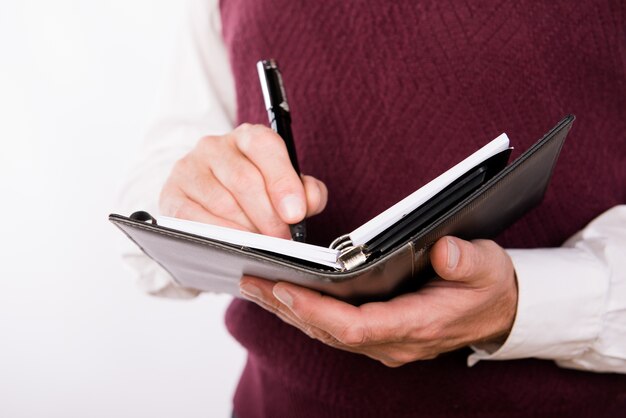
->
[121,0,626,416]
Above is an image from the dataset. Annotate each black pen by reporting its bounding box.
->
[257,59,307,242]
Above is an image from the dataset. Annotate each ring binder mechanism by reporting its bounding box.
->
[328,234,369,271]
[329,234,353,251]
[336,245,369,271]
[110,116,574,301]
[331,235,370,272]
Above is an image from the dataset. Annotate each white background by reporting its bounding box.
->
[0,1,246,417]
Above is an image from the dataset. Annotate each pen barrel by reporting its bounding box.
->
[289,222,306,243]
[258,59,307,243]
[269,107,301,175]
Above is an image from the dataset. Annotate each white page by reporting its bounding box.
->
[348,133,510,246]
[155,216,341,268]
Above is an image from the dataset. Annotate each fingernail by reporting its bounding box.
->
[447,237,460,269]
[240,283,262,300]
[273,286,293,308]
[279,194,305,222]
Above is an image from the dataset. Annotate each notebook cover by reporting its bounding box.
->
[110,115,574,303]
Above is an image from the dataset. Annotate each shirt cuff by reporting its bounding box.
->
[468,247,609,366]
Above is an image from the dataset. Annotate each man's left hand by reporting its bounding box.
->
[239,236,518,367]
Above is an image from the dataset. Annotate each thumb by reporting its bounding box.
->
[430,236,504,285]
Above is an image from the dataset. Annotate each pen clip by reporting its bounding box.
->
[257,60,290,113]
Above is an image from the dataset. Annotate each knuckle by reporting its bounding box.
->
[206,193,241,219]
[234,123,257,141]
[172,156,193,175]
[196,135,220,153]
[236,122,270,135]
[260,128,284,148]
[266,302,284,317]
[158,194,172,215]
[478,238,499,251]
[228,167,264,194]
[168,201,190,219]
[421,327,441,343]
[389,350,415,365]
[235,124,276,151]
[338,324,368,347]
[158,187,186,218]
[215,194,240,214]
[233,125,252,149]
[475,239,500,260]
[241,122,272,137]
[262,217,290,237]
[298,310,316,328]
[310,328,338,346]
[381,359,404,368]
[420,352,440,360]
[410,345,440,360]
[408,316,440,343]
[420,320,443,342]
[302,324,321,339]
[473,239,508,277]
[252,127,285,151]
[269,175,301,196]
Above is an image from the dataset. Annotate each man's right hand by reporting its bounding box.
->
[159,123,328,238]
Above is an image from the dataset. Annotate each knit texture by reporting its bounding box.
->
[220,1,626,416]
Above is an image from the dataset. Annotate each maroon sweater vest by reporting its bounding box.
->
[220,1,626,416]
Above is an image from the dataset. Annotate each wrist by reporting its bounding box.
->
[478,256,519,347]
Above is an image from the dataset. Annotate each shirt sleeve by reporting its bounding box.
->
[117,0,236,298]
[469,205,626,374]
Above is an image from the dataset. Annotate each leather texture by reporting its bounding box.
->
[110,116,573,302]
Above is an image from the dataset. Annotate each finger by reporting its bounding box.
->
[240,279,429,363]
[170,156,258,231]
[269,282,374,347]
[159,186,253,231]
[241,277,376,353]
[232,124,307,224]
[239,277,333,340]
[196,135,291,238]
[301,175,328,216]
[238,278,303,329]
[274,285,424,347]
[430,236,510,285]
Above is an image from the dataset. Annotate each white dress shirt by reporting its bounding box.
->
[119,0,626,373]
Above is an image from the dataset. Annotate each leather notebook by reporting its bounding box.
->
[110,115,574,303]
